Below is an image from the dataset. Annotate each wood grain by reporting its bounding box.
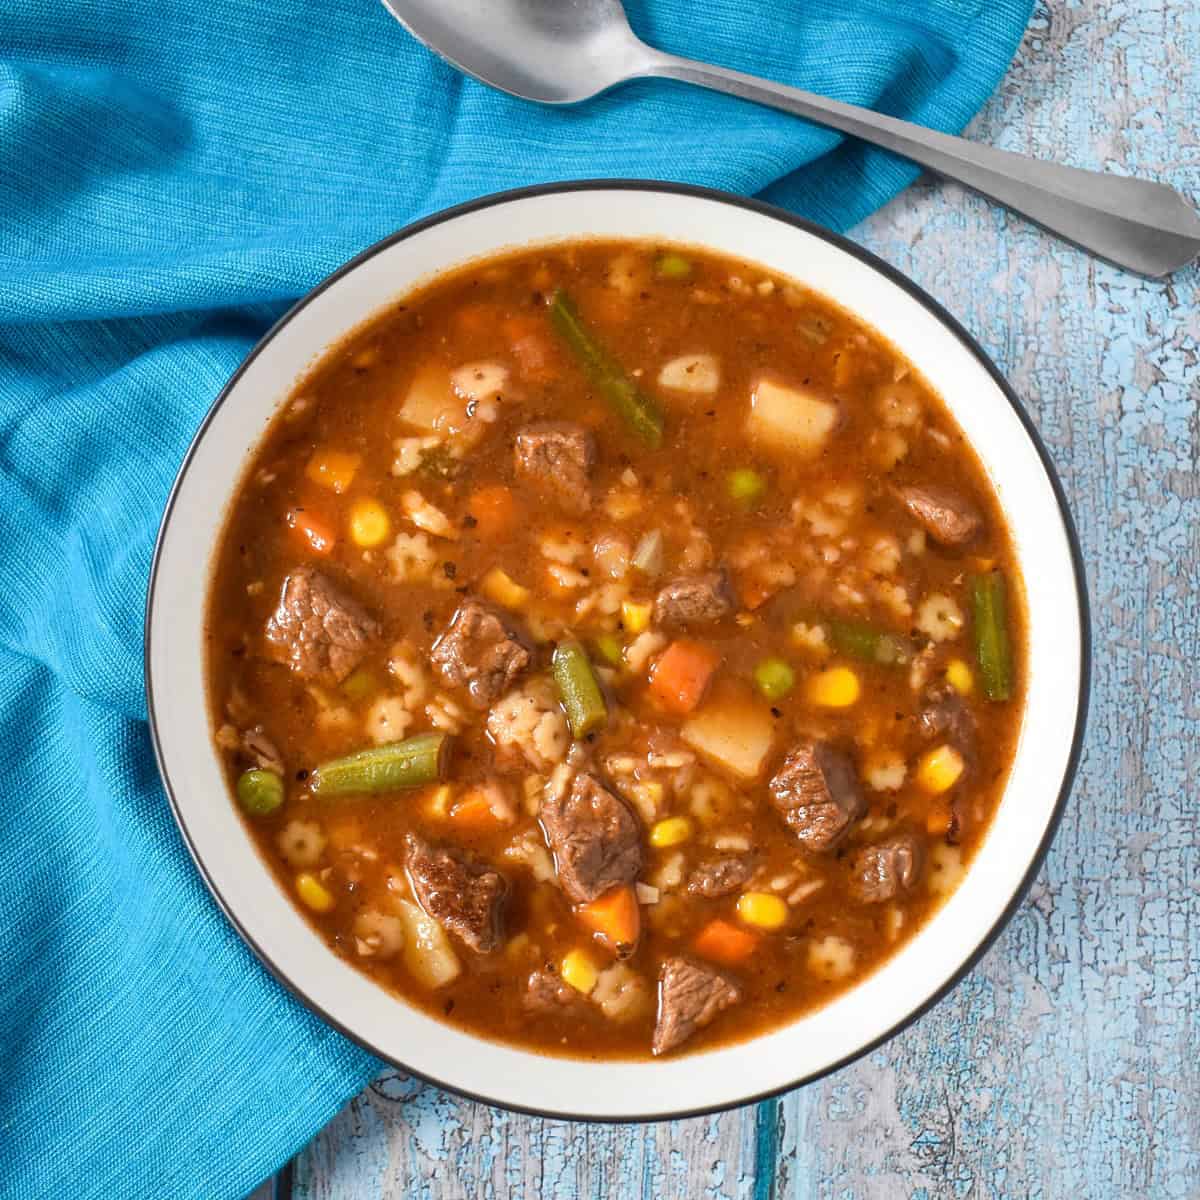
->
[291,1,1200,1194]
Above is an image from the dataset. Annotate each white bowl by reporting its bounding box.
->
[146,182,1090,1121]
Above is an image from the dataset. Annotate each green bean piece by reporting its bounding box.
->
[552,640,609,738]
[547,290,665,449]
[237,768,284,816]
[827,619,911,666]
[593,632,624,668]
[310,733,451,797]
[655,252,692,280]
[971,572,1013,701]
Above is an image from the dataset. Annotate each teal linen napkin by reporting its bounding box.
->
[0,0,1031,1195]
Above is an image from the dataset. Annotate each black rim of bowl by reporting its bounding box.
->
[144,179,1093,1124]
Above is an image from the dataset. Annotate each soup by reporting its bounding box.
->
[206,240,1024,1059]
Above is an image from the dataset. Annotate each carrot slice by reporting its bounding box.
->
[467,485,519,542]
[925,806,953,836]
[286,506,336,555]
[649,640,722,714]
[692,918,760,967]
[503,315,558,382]
[453,303,501,337]
[739,573,778,612]
[304,448,361,495]
[577,885,641,956]
[502,314,542,340]
[449,790,505,833]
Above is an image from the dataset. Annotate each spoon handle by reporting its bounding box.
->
[642,53,1200,277]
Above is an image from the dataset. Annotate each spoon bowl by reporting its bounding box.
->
[380,0,647,104]
[380,0,1200,275]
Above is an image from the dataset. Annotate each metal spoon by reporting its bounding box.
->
[379,0,1200,277]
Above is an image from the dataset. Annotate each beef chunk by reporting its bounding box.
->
[539,772,643,904]
[917,683,976,757]
[895,483,982,547]
[652,957,741,1056]
[513,422,595,514]
[653,570,734,628]
[850,834,924,903]
[264,566,381,683]
[687,856,756,899]
[430,598,531,709]
[524,968,584,1014]
[768,740,866,852]
[405,834,509,953]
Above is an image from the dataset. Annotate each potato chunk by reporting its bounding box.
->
[396,898,462,988]
[450,360,508,402]
[401,365,461,431]
[681,684,775,781]
[657,353,720,396]
[747,376,838,454]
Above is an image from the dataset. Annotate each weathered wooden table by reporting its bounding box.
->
[282,1,1200,1193]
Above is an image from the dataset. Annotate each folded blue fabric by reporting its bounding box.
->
[0,0,1031,1195]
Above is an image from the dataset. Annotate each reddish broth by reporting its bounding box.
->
[206,240,1025,1059]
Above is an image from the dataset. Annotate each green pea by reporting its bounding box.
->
[655,252,693,281]
[237,768,284,815]
[727,467,767,507]
[753,657,796,701]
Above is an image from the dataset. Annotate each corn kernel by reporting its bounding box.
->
[481,566,529,610]
[348,499,391,547]
[560,948,599,995]
[426,784,454,819]
[945,659,974,696]
[295,872,335,913]
[736,891,788,930]
[621,600,652,635]
[806,665,860,708]
[650,816,691,848]
[305,449,361,494]
[916,744,965,794]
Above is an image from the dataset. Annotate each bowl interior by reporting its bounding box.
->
[147,184,1086,1120]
